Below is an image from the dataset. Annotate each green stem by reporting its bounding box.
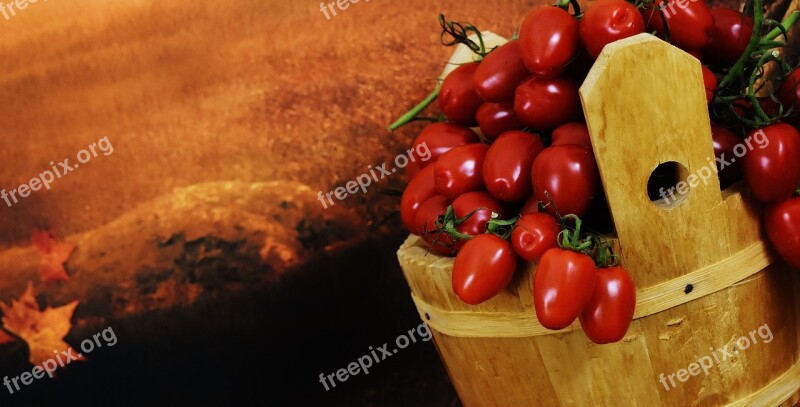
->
[388,82,442,132]
[761,11,800,43]
[719,0,764,89]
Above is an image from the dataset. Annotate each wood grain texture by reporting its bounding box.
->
[397,34,800,407]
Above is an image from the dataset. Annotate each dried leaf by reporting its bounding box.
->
[0,282,83,366]
[32,229,75,282]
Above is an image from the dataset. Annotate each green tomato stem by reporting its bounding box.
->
[719,0,765,90]
[388,82,442,132]
[761,11,800,43]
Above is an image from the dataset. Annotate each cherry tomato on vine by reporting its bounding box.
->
[434,143,490,199]
[521,197,540,215]
[515,76,581,131]
[439,63,483,126]
[644,0,714,53]
[532,145,600,217]
[519,6,581,78]
[534,248,596,330]
[483,131,545,202]
[473,41,531,102]
[551,122,592,149]
[452,191,509,242]
[704,8,754,66]
[711,124,743,189]
[703,65,717,103]
[401,164,439,235]
[579,266,636,344]
[511,213,561,262]
[476,102,524,141]
[581,0,645,58]
[414,195,455,256]
[406,160,422,181]
[779,68,800,126]
[453,234,519,305]
[764,197,800,269]
[742,123,800,203]
[411,123,480,173]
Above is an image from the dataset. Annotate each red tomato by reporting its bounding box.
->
[764,197,800,268]
[483,131,546,202]
[514,76,581,131]
[452,234,519,305]
[476,102,524,141]
[434,143,489,199]
[511,213,561,262]
[406,160,422,181]
[779,68,800,126]
[704,8,754,66]
[411,123,480,171]
[534,248,596,329]
[400,164,439,235]
[581,0,645,58]
[532,145,600,217]
[743,124,800,203]
[644,0,714,52]
[711,124,743,189]
[439,63,483,126]
[521,196,540,215]
[473,41,531,102]
[519,6,580,78]
[703,65,717,103]
[414,195,455,256]
[579,266,636,344]
[551,122,592,149]
[452,191,509,241]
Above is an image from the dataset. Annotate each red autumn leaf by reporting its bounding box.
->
[33,229,75,282]
[0,282,83,366]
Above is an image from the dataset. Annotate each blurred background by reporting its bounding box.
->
[0,0,795,406]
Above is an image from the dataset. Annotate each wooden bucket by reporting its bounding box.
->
[397,34,800,406]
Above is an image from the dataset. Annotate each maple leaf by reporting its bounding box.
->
[32,229,75,282]
[0,282,83,366]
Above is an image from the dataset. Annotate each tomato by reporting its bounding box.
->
[579,266,636,344]
[511,213,561,262]
[476,102,524,141]
[551,122,592,149]
[401,164,439,235]
[764,197,800,268]
[452,234,519,305]
[532,145,600,217]
[514,76,582,131]
[779,68,800,126]
[438,63,483,126]
[483,131,546,202]
[452,191,509,242]
[581,0,645,58]
[704,8,754,66]
[644,0,714,52]
[473,41,531,102]
[711,124,743,189]
[406,160,422,181]
[414,195,455,256]
[703,65,717,103]
[521,196,540,215]
[434,143,489,199]
[519,6,580,78]
[743,123,800,203]
[533,248,596,329]
[411,123,480,171]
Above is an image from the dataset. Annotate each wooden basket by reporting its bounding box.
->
[397,34,800,406]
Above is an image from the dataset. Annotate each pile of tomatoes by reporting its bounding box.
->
[394,0,800,344]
